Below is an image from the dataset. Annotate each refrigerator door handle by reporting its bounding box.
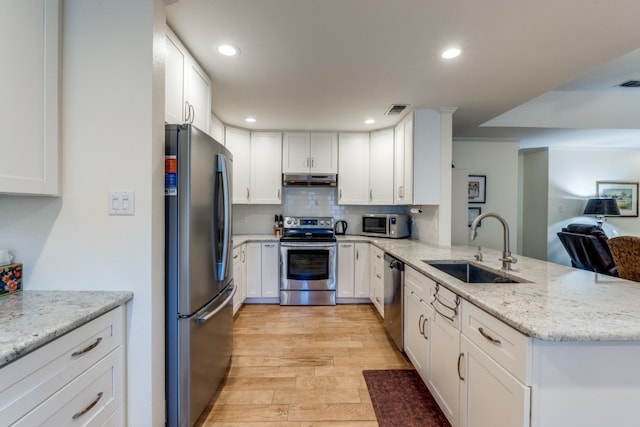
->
[213,153,232,281]
[196,284,236,324]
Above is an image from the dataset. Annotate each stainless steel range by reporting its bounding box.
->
[280,216,337,305]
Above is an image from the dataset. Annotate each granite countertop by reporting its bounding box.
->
[233,233,640,342]
[0,290,133,368]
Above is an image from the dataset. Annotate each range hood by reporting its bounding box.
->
[282,173,337,187]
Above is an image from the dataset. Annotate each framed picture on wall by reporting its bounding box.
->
[596,181,639,217]
[468,206,482,227]
[468,175,486,203]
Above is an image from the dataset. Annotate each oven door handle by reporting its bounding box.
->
[280,242,336,248]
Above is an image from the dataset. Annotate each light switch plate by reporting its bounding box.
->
[109,191,135,215]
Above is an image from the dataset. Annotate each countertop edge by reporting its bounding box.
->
[0,290,134,368]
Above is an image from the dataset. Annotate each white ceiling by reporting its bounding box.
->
[166,0,640,148]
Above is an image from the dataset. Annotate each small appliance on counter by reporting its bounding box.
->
[334,220,348,235]
[361,214,410,239]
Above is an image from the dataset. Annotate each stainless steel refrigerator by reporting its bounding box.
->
[165,124,234,427]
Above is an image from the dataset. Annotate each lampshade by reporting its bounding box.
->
[583,198,621,216]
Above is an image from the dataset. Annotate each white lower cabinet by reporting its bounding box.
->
[353,243,370,298]
[428,283,461,427]
[459,335,530,427]
[337,243,355,298]
[261,242,279,298]
[459,299,531,427]
[245,241,279,300]
[232,245,247,315]
[403,266,431,383]
[369,245,385,317]
[0,306,126,426]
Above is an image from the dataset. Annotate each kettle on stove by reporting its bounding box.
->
[334,220,348,235]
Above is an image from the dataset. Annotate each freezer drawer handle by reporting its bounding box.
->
[196,285,237,324]
[71,337,103,357]
[72,392,103,419]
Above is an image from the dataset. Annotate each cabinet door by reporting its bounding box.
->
[353,243,370,298]
[245,243,262,297]
[404,289,430,382]
[337,243,355,298]
[185,58,211,132]
[460,335,531,427]
[0,0,60,195]
[232,246,245,314]
[338,133,369,205]
[261,243,280,298]
[369,246,384,316]
[429,310,461,427]
[369,128,395,205]
[394,116,413,205]
[250,132,282,204]
[165,31,186,124]
[226,127,251,204]
[309,133,338,173]
[282,132,310,173]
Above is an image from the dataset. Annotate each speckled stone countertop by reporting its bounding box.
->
[234,233,640,342]
[0,290,133,368]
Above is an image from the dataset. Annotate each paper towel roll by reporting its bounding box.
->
[410,208,423,214]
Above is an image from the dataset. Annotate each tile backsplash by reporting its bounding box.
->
[233,187,408,235]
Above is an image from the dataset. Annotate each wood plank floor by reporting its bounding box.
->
[195,303,413,427]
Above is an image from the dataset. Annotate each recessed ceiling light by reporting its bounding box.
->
[364,118,376,124]
[441,47,461,59]
[245,117,256,123]
[217,44,239,56]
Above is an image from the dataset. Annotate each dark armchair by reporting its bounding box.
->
[556,223,618,276]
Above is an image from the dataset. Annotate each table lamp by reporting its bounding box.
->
[583,198,620,228]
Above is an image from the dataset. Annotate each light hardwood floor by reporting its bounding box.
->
[195,303,413,427]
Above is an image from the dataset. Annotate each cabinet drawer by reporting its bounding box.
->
[14,346,124,426]
[429,282,461,330]
[461,301,531,384]
[405,265,432,301]
[0,307,124,424]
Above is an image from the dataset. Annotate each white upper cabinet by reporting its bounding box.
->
[282,132,337,174]
[0,0,61,195]
[369,128,395,205]
[225,127,251,204]
[337,133,370,205]
[394,115,414,205]
[225,128,282,204]
[250,132,282,204]
[337,130,394,205]
[165,27,211,133]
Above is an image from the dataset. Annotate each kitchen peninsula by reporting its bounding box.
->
[234,234,640,427]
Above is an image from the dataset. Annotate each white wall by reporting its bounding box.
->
[452,140,519,253]
[521,148,549,260]
[0,1,166,425]
[547,148,640,266]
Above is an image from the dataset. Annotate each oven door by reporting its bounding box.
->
[280,242,336,291]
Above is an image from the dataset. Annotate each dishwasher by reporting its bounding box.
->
[383,253,404,351]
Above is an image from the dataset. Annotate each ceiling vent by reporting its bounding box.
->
[385,104,409,115]
[618,80,640,88]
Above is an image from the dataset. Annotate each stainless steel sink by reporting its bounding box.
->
[423,260,523,283]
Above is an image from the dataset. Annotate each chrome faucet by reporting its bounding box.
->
[469,212,517,270]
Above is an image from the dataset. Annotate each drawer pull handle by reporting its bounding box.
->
[71,337,103,357]
[457,353,465,381]
[478,327,502,346]
[72,392,103,419]
[418,314,424,335]
[422,316,428,340]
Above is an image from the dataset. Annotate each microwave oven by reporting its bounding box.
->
[361,214,410,239]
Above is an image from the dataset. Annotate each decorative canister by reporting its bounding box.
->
[0,263,22,296]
